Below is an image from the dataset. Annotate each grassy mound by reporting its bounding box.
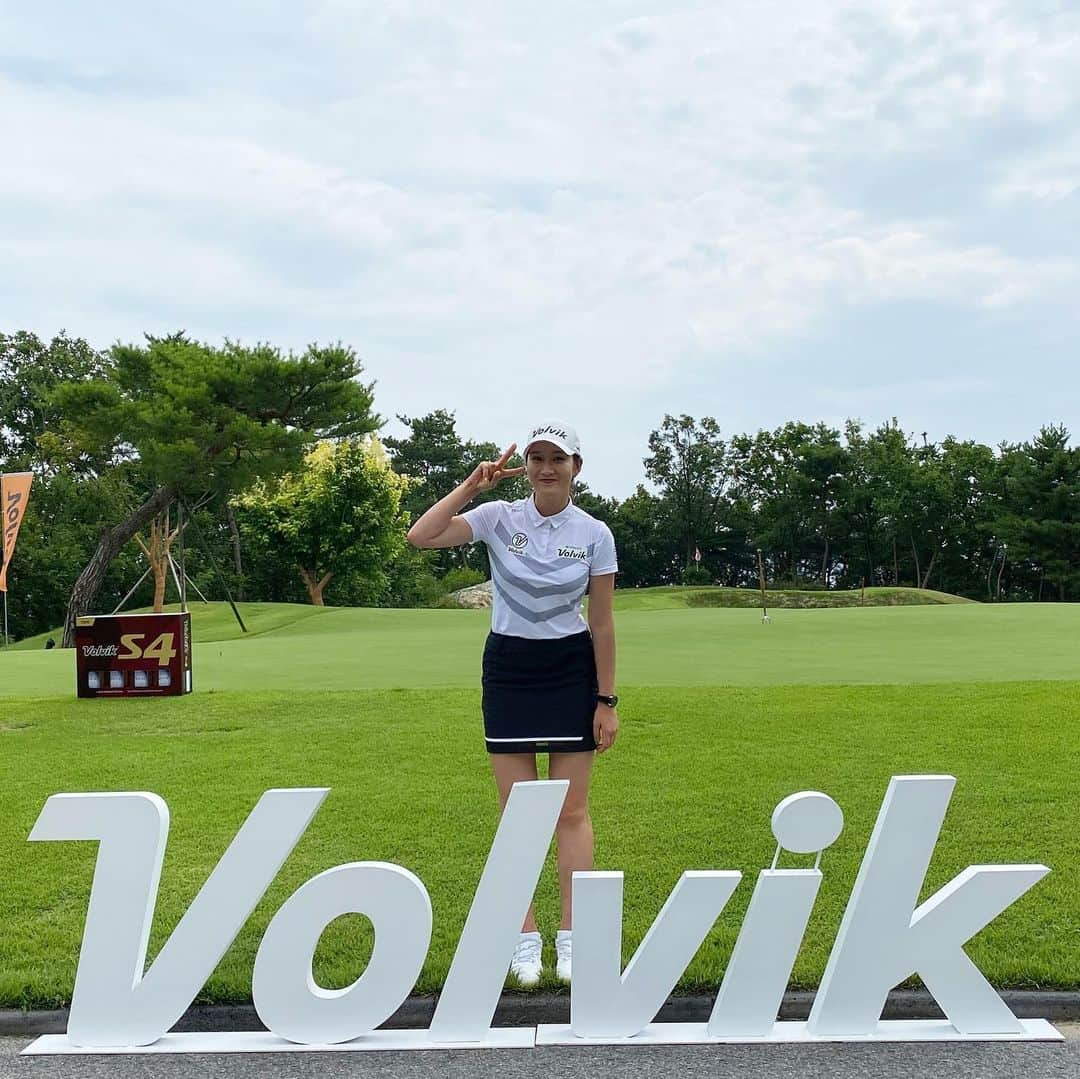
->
[684,585,974,609]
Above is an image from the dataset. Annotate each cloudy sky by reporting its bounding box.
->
[2,1,1078,497]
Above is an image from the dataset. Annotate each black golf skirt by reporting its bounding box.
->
[481,630,598,754]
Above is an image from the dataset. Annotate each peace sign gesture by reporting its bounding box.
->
[466,444,526,494]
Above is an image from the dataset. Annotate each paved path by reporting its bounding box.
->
[4,1025,1080,1079]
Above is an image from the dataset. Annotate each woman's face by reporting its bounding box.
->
[526,441,581,495]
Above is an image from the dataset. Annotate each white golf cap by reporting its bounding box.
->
[524,420,581,456]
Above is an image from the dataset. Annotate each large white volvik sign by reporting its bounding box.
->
[23,775,1060,1055]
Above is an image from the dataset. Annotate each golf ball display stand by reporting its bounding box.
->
[74,613,192,698]
[22,775,1060,1056]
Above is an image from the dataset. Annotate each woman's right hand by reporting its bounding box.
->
[465,444,526,493]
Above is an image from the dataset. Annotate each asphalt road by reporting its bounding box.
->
[4,1026,1080,1079]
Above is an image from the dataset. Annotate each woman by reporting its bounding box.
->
[407,420,619,987]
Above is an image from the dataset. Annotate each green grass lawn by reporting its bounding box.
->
[3,597,1080,696]
[1,598,1079,1007]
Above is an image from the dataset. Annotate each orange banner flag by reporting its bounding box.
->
[0,472,34,592]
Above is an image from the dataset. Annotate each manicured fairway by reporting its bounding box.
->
[1,599,1079,1007]
[3,598,1080,696]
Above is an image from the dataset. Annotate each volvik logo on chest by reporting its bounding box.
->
[507,533,529,555]
[558,546,588,561]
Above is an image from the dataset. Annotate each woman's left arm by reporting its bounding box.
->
[588,573,618,753]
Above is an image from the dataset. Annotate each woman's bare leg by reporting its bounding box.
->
[488,752,541,932]
[548,751,595,931]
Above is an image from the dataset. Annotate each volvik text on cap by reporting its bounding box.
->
[524,421,581,456]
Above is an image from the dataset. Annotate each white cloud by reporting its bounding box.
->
[1,1,1078,493]
[991,138,1080,205]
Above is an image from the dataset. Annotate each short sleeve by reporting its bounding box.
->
[459,500,504,545]
[590,522,618,576]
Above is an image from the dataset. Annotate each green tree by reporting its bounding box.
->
[900,437,998,592]
[0,331,178,641]
[232,437,411,606]
[729,422,848,585]
[995,426,1080,601]
[829,420,909,588]
[864,420,917,587]
[384,410,476,516]
[610,485,677,586]
[385,410,526,574]
[644,415,730,576]
[0,330,115,476]
[796,428,851,586]
[569,481,618,523]
[50,334,379,645]
[0,466,150,642]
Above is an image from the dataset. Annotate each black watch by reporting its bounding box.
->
[596,694,619,708]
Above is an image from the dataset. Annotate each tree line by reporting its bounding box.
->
[606,414,1079,602]
[2,330,1078,646]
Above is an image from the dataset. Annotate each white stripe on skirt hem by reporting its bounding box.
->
[485,736,585,743]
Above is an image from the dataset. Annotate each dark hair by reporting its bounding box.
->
[526,445,582,469]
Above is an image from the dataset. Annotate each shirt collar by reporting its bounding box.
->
[526,494,574,529]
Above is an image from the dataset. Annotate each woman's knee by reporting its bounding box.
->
[549,752,594,830]
[556,800,591,831]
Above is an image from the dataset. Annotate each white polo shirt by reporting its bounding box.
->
[461,496,618,639]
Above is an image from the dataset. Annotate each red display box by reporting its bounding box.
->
[75,612,192,698]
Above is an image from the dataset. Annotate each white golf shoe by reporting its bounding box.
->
[509,931,543,987]
[555,929,572,983]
